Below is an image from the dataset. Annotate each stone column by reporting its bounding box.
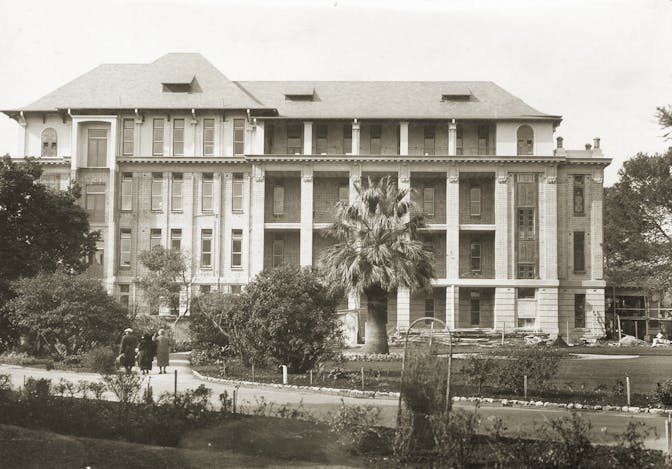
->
[446,166,459,279]
[399,121,409,156]
[17,118,27,157]
[537,287,560,336]
[190,116,198,157]
[300,166,314,267]
[543,168,558,280]
[249,165,265,277]
[134,118,142,156]
[70,119,79,178]
[303,121,313,155]
[494,287,516,332]
[448,119,457,156]
[591,170,604,280]
[105,118,119,294]
[495,168,509,279]
[251,120,265,155]
[445,285,458,329]
[351,120,360,156]
[397,165,411,329]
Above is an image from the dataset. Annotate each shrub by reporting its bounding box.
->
[609,421,665,469]
[653,379,672,406]
[23,377,51,400]
[327,400,386,455]
[536,412,594,468]
[462,353,497,396]
[189,292,237,350]
[429,408,481,469]
[493,347,562,394]
[101,373,144,404]
[224,266,342,373]
[131,314,174,341]
[84,346,117,374]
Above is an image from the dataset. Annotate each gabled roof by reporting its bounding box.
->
[237,80,559,120]
[16,53,265,111]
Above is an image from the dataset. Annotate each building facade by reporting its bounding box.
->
[2,53,610,342]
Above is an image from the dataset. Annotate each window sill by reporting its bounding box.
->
[231,267,243,271]
[232,210,244,214]
[171,210,183,214]
[573,271,586,275]
[200,267,213,271]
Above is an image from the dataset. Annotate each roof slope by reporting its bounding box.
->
[19,53,264,111]
[237,80,558,120]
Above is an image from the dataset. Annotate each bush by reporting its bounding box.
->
[462,353,497,396]
[653,378,672,406]
[84,346,117,374]
[327,400,387,455]
[189,292,237,349]
[101,373,144,404]
[132,314,174,341]
[223,266,342,373]
[429,409,481,468]
[23,377,51,400]
[493,347,562,394]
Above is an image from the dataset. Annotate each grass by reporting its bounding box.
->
[0,419,365,468]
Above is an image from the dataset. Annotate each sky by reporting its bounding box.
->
[0,0,670,185]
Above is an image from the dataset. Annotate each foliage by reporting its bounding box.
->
[5,270,128,356]
[609,421,660,469]
[131,314,174,341]
[658,105,672,139]
[83,346,117,374]
[493,347,562,393]
[429,408,481,469]
[321,175,434,353]
[0,351,54,369]
[225,265,342,372]
[536,412,594,469]
[101,373,145,404]
[604,149,672,292]
[0,156,99,303]
[462,353,497,396]
[652,378,672,406]
[189,292,238,349]
[157,384,213,416]
[326,400,387,455]
[137,245,193,316]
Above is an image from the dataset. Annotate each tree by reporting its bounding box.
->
[6,270,128,356]
[137,245,193,318]
[604,149,672,293]
[321,176,434,354]
[657,105,672,139]
[225,265,341,372]
[189,291,238,349]
[0,156,99,302]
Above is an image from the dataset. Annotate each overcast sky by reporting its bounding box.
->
[1,0,670,185]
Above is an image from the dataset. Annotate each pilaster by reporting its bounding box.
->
[537,287,559,335]
[252,120,265,155]
[303,121,313,155]
[448,119,457,156]
[495,168,509,279]
[445,285,458,329]
[300,166,314,267]
[591,169,604,280]
[397,288,410,330]
[351,120,360,156]
[543,168,558,280]
[134,117,142,157]
[494,287,515,331]
[104,117,118,294]
[250,165,265,277]
[399,121,409,156]
[349,164,361,203]
[446,166,459,279]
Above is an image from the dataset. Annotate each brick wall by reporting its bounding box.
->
[264,174,301,223]
[420,232,446,278]
[411,175,447,224]
[409,287,446,325]
[264,231,300,270]
[313,176,348,223]
[457,288,494,328]
[459,232,495,278]
[459,174,495,224]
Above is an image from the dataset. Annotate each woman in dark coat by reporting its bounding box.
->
[137,333,156,374]
[120,328,138,374]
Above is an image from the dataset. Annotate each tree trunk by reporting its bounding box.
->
[364,286,390,354]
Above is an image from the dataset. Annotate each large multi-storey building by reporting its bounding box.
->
[2,53,610,342]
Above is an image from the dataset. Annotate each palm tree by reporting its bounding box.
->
[321,176,434,353]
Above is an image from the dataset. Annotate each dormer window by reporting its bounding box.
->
[163,83,192,93]
[161,74,198,93]
[41,128,57,157]
[283,85,315,101]
[441,88,472,101]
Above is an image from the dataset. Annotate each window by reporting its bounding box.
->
[316,124,328,154]
[456,126,463,156]
[151,173,163,212]
[423,187,435,217]
[203,118,215,156]
[272,238,284,267]
[201,229,213,268]
[119,284,130,311]
[343,124,352,154]
[87,129,107,167]
[199,285,211,295]
[574,231,585,273]
[518,288,536,299]
[41,128,57,157]
[470,242,482,273]
[171,173,183,212]
[470,291,480,326]
[150,229,162,249]
[230,285,242,294]
[573,175,585,216]
[120,229,132,267]
[470,186,482,217]
[370,125,382,154]
[575,294,586,328]
[517,208,535,240]
[121,173,132,211]
[518,265,536,279]
[122,119,134,156]
[170,229,181,251]
[424,298,435,318]
[287,124,302,154]
[424,125,435,155]
[85,184,106,223]
[273,186,285,216]
[232,173,244,212]
[173,119,185,156]
[516,174,537,279]
[338,185,349,205]
[232,229,243,268]
[517,125,534,156]
[234,119,245,155]
[202,173,213,212]
[477,125,489,156]
[152,119,164,156]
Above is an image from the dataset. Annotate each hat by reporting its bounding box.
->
[124,328,133,333]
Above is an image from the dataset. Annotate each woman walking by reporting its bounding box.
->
[137,333,155,374]
[153,329,170,374]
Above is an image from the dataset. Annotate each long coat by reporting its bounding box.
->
[137,335,156,370]
[154,335,170,367]
[120,333,138,368]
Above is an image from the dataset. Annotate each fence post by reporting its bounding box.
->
[361,367,365,390]
[309,370,313,386]
[174,369,178,402]
[626,375,631,407]
[251,363,255,382]
[524,375,528,400]
[279,365,288,385]
[666,414,672,456]
[232,387,237,414]
[501,322,505,346]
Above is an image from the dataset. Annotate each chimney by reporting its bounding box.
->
[556,136,564,149]
[585,143,592,151]
[593,137,600,150]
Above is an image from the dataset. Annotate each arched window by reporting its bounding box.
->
[41,128,57,157]
[517,125,534,156]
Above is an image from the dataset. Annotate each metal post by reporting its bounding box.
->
[626,375,631,407]
[280,365,288,385]
[361,367,365,390]
[309,370,313,386]
[524,375,528,400]
[635,321,639,341]
[232,388,237,414]
[501,322,505,346]
[174,369,178,401]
